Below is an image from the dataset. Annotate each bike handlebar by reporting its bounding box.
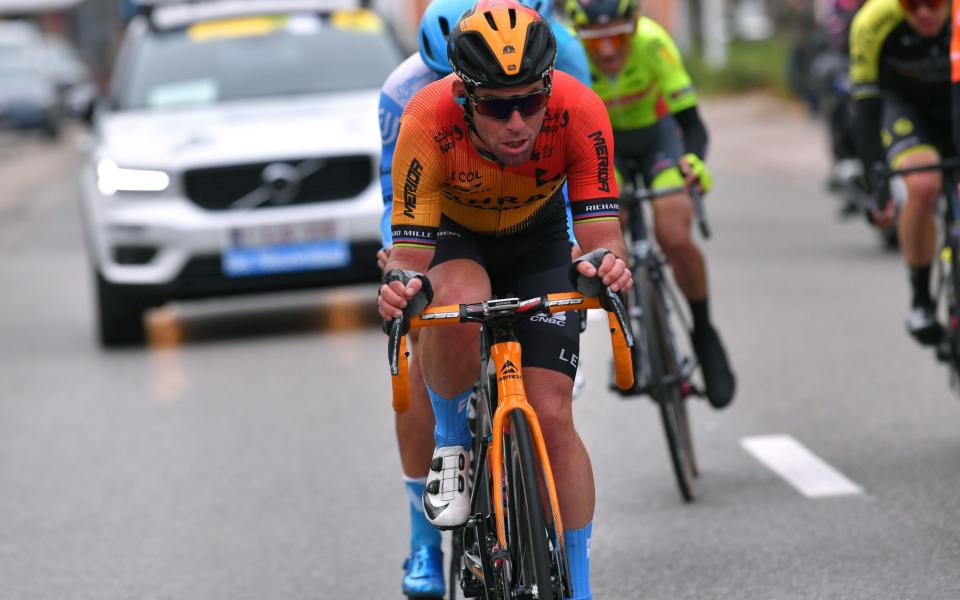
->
[622,183,711,240]
[386,290,635,412]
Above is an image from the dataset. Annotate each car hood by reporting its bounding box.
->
[95,90,382,170]
[0,80,55,104]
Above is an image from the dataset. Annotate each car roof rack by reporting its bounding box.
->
[135,0,372,30]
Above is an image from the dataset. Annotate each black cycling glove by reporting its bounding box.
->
[380,269,434,327]
[570,248,612,297]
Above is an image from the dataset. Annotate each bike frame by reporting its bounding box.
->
[387,291,634,597]
[621,179,702,395]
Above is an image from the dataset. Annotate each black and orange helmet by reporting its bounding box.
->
[447,0,557,89]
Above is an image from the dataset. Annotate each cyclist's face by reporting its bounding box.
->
[456,80,549,166]
[901,0,948,37]
[579,17,636,76]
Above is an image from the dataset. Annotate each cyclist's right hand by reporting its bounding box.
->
[865,163,895,229]
[571,248,631,296]
[378,269,433,321]
[867,195,896,229]
[377,246,392,272]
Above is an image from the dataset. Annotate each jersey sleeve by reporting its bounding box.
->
[564,88,621,226]
[849,0,900,101]
[645,20,698,114]
[390,108,444,250]
[378,90,404,247]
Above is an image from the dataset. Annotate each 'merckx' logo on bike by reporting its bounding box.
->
[403,159,424,219]
[588,130,611,193]
[499,360,521,380]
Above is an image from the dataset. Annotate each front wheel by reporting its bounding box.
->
[503,410,557,600]
[635,266,698,501]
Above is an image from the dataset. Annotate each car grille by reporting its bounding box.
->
[183,155,373,211]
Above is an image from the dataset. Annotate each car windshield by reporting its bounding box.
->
[114,12,402,110]
[0,60,45,88]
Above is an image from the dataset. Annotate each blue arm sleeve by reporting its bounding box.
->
[378,91,404,248]
[553,23,592,87]
[563,183,578,246]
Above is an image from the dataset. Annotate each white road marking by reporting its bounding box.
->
[741,435,864,498]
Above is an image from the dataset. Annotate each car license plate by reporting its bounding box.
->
[223,221,350,277]
[229,220,337,248]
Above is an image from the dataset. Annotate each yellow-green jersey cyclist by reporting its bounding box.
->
[566,0,735,409]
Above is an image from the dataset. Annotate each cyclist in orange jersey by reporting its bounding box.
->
[378,2,630,598]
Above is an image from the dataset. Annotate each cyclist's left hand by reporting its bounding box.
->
[679,153,713,195]
[576,251,632,293]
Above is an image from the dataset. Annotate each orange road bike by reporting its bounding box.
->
[387,289,634,600]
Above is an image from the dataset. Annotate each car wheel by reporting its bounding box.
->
[95,271,148,347]
[43,115,62,141]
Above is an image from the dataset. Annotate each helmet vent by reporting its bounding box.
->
[421,32,434,60]
[439,17,450,37]
[508,8,517,28]
[484,11,498,30]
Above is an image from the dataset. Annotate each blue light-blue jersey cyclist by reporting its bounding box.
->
[376,0,591,597]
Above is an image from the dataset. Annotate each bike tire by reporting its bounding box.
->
[636,266,698,502]
[503,410,556,600]
[948,238,960,385]
[449,528,463,600]
[450,373,497,600]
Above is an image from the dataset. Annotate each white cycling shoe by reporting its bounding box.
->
[422,445,471,530]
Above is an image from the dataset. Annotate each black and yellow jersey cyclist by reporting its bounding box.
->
[565,0,735,409]
[851,0,952,345]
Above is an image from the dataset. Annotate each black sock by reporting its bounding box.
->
[909,265,933,308]
[689,298,711,335]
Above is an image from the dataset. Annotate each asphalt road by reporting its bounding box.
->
[2,102,960,600]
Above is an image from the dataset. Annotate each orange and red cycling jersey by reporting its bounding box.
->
[390,70,619,249]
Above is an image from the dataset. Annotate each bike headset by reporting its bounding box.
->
[418,0,475,75]
[564,0,639,26]
[447,0,558,162]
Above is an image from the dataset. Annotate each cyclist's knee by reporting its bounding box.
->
[903,173,942,211]
[655,208,696,258]
[525,369,576,447]
[895,150,942,211]
[427,259,490,306]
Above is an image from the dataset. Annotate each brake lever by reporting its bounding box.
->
[602,287,634,349]
[689,185,711,240]
[387,317,408,376]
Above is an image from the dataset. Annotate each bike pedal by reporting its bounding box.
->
[459,574,485,598]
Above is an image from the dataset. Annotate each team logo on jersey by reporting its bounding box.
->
[379,106,401,146]
[535,167,564,187]
[531,311,567,327]
[588,130,611,193]
[893,117,914,137]
[403,159,424,219]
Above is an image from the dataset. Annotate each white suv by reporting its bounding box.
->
[81,0,402,346]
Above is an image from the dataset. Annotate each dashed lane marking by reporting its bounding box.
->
[741,435,864,498]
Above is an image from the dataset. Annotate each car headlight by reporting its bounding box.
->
[97,159,171,195]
